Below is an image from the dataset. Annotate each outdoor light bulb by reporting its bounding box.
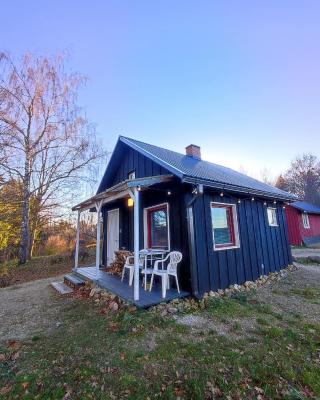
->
[251,197,255,201]
[238,199,241,204]
[263,202,267,206]
[220,192,224,197]
[167,191,171,195]
[273,200,277,204]
[127,198,134,207]
[283,206,286,209]
[137,186,141,191]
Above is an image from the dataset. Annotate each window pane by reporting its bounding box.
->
[211,207,232,245]
[150,209,168,248]
[302,213,309,228]
[267,208,277,226]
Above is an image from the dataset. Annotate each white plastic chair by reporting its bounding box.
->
[149,251,182,298]
[121,256,143,286]
[139,249,159,290]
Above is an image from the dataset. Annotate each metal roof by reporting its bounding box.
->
[119,136,297,201]
[290,201,320,215]
[73,174,173,211]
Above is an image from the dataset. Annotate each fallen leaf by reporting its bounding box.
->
[12,352,20,360]
[0,386,12,395]
[0,354,6,361]
[22,382,30,390]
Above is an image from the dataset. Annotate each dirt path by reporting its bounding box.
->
[0,276,74,342]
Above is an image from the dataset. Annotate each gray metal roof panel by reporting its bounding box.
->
[120,136,297,201]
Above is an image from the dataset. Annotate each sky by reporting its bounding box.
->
[2,0,320,181]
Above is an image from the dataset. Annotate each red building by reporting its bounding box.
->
[286,201,320,246]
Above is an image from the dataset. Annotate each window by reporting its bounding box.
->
[128,171,136,180]
[145,204,169,249]
[302,213,310,229]
[267,208,278,226]
[211,203,239,250]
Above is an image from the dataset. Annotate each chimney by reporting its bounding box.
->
[186,144,201,160]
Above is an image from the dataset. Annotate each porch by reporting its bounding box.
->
[75,266,189,308]
[72,174,189,306]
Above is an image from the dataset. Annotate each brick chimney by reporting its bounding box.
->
[186,144,201,160]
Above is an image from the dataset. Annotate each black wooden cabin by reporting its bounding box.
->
[91,136,296,298]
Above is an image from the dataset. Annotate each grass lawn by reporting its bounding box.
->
[1,275,320,400]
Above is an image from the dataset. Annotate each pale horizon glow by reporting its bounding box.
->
[2,0,320,184]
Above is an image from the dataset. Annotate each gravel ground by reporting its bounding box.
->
[291,247,320,258]
[0,276,74,342]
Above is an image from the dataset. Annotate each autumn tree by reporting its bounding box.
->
[276,153,320,206]
[0,180,23,261]
[0,52,105,264]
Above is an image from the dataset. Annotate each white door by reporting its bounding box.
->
[107,209,119,266]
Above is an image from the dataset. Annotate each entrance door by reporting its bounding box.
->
[107,209,119,266]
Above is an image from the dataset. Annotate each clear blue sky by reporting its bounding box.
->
[2,0,320,179]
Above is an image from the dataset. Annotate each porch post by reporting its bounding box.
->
[133,187,140,301]
[95,201,102,276]
[74,210,81,271]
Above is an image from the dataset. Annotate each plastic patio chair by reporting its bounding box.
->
[149,251,182,298]
[121,255,143,286]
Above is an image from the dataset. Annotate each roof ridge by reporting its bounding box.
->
[120,136,288,195]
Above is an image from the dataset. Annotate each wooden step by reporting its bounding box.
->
[64,274,86,288]
[51,281,74,295]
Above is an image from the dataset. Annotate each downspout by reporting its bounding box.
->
[186,184,203,299]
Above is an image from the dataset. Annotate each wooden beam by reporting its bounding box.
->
[133,187,140,301]
[95,201,102,276]
[126,174,173,188]
[74,210,81,271]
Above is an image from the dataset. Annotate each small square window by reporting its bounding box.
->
[302,213,310,229]
[128,171,136,180]
[211,203,240,250]
[267,208,278,226]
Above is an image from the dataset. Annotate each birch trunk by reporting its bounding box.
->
[19,155,31,264]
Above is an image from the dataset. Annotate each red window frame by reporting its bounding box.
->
[211,203,237,249]
[146,204,169,249]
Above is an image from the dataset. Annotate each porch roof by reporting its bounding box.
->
[72,174,173,212]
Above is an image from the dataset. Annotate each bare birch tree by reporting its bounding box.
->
[0,52,105,263]
[276,153,320,206]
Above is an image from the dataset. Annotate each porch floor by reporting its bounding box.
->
[75,266,190,308]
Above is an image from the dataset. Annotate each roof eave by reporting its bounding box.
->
[182,176,298,202]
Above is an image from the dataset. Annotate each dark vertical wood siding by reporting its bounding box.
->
[191,192,292,296]
[107,146,169,189]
